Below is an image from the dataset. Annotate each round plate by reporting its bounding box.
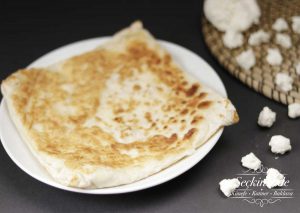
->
[0,37,227,194]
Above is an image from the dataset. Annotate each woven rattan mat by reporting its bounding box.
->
[202,0,300,105]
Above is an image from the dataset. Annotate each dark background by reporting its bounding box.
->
[0,0,299,212]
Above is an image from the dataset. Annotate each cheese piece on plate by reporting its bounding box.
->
[295,62,300,75]
[292,16,300,34]
[204,0,260,32]
[257,106,276,127]
[236,49,256,70]
[248,30,270,46]
[269,135,292,154]
[263,168,285,189]
[222,31,244,49]
[272,18,288,32]
[1,21,239,189]
[275,33,292,49]
[266,48,282,66]
[241,152,261,170]
[288,103,300,118]
[219,178,240,197]
[275,72,293,93]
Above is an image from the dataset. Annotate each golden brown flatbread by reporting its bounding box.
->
[1,21,238,188]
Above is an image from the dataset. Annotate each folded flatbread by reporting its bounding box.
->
[1,21,239,188]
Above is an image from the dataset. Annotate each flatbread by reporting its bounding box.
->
[1,21,239,188]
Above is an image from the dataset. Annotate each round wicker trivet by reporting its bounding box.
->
[202,0,300,105]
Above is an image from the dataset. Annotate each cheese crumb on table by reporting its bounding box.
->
[295,62,300,75]
[292,16,300,34]
[263,168,285,189]
[204,0,261,32]
[275,33,292,48]
[266,48,282,66]
[269,135,292,154]
[241,152,261,170]
[272,18,288,32]
[219,178,240,197]
[288,103,300,118]
[248,30,270,46]
[257,106,276,127]
[236,49,256,70]
[223,30,244,49]
[275,72,293,93]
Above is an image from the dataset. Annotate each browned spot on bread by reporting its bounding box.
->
[187,98,199,107]
[190,110,196,115]
[198,92,207,99]
[163,54,171,64]
[114,117,123,123]
[184,128,197,140]
[114,107,124,114]
[197,101,212,109]
[186,84,199,97]
[191,116,203,124]
[133,84,141,91]
[182,81,188,86]
[157,86,163,92]
[180,109,189,115]
[168,134,178,143]
[126,40,161,65]
[144,112,152,122]
[165,70,173,75]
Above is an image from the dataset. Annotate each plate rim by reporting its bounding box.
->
[0,37,226,194]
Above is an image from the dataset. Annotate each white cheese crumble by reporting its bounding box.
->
[204,0,261,32]
[263,168,285,189]
[275,72,293,93]
[269,135,292,154]
[266,48,282,66]
[219,178,240,197]
[248,30,270,46]
[292,16,300,34]
[275,33,292,48]
[272,18,288,32]
[241,152,261,170]
[288,103,300,119]
[257,106,276,127]
[236,49,256,70]
[222,30,244,49]
[295,62,300,75]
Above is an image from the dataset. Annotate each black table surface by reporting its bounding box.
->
[1,0,299,212]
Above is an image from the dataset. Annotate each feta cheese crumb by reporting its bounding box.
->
[204,0,261,32]
[275,33,292,48]
[295,62,300,75]
[275,72,293,93]
[269,135,292,154]
[288,103,300,118]
[292,16,300,34]
[264,168,285,189]
[266,48,282,66]
[241,152,261,170]
[219,178,240,197]
[223,31,244,49]
[272,18,288,32]
[257,106,276,127]
[236,49,256,70]
[248,30,270,46]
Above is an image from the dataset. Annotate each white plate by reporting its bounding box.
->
[0,37,227,194]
